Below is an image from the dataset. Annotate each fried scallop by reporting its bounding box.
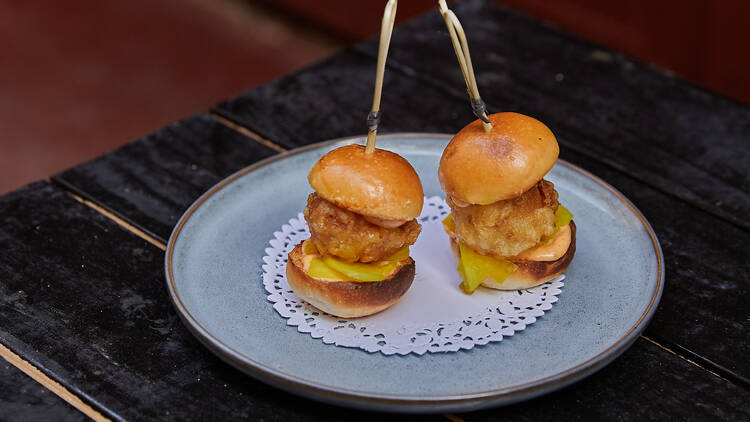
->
[303,193,421,263]
[449,180,558,259]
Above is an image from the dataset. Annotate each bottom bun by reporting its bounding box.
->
[449,221,576,290]
[285,243,415,318]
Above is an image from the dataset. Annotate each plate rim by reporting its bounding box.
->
[164,133,664,410]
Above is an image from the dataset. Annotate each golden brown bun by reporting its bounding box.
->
[439,112,559,205]
[285,243,415,318]
[308,144,424,221]
[448,221,576,290]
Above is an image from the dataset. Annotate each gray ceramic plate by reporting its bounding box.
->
[165,134,663,413]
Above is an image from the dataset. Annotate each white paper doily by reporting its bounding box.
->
[262,196,565,355]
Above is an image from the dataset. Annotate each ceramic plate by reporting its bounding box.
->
[165,134,663,413]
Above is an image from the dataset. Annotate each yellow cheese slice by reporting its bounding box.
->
[303,240,410,282]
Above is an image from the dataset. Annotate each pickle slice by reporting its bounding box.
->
[305,244,409,282]
[458,242,487,294]
[442,214,456,232]
[458,242,518,294]
[322,255,397,282]
[385,246,410,262]
[302,239,318,255]
[307,257,352,281]
[555,204,573,228]
[541,204,574,244]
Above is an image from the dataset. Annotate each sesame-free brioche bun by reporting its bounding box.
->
[439,112,559,205]
[448,221,576,290]
[308,145,424,221]
[285,243,415,318]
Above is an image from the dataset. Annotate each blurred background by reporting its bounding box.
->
[1,0,748,195]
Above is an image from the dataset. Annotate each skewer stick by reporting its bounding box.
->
[438,0,492,132]
[365,0,398,153]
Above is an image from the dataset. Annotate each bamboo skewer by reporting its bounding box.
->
[438,0,492,132]
[365,0,398,153]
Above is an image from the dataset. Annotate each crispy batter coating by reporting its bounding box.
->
[449,180,558,258]
[304,193,421,263]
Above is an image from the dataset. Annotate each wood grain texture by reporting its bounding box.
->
[560,146,750,383]
[0,341,110,422]
[213,50,476,148]
[52,113,278,243]
[461,338,750,422]
[0,183,747,421]
[354,0,750,231]
[0,357,87,422]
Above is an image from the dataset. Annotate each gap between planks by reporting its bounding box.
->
[210,113,287,152]
[0,342,111,422]
[68,193,166,250]
[641,335,731,383]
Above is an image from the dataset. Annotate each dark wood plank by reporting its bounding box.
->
[213,50,476,148]
[52,113,278,243]
[1,183,747,420]
[0,359,85,422]
[463,338,750,422]
[0,182,438,422]
[559,147,750,384]
[354,0,750,231]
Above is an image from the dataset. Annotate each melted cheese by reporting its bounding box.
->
[301,240,409,282]
[302,253,316,272]
[515,224,571,261]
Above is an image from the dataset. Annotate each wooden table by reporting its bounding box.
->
[1,1,748,420]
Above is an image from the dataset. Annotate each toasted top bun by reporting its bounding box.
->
[308,144,424,221]
[286,243,415,318]
[439,112,559,205]
[448,221,576,291]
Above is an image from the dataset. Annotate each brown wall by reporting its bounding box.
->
[501,0,750,104]
[260,0,750,105]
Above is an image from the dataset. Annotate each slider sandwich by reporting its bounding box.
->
[439,112,576,293]
[286,145,424,317]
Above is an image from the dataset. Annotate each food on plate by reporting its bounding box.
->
[304,192,421,263]
[439,112,576,293]
[286,144,424,317]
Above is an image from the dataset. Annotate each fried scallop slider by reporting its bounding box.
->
[286,144,424,318]
[439,112,576,293]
